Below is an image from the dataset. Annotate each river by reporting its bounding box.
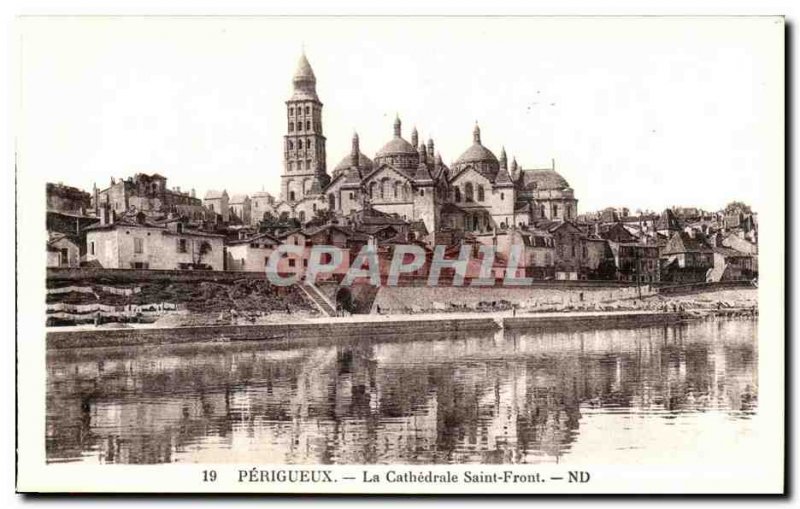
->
[46,317,757,465]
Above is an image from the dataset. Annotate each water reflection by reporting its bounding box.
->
[46,318,757,464]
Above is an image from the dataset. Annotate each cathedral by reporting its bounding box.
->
[272,51,578,241]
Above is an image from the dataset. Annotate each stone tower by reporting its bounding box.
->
[281,51,329,203]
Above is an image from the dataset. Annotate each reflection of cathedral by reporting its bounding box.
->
[273,52,579,239]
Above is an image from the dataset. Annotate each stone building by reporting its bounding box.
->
[268,51,580,242]
[85,205,224,270]
[229,194,252,224]
[93,173,202,216]
[203,190,230,223]
[250,191,276,225]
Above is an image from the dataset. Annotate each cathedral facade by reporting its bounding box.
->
[271,52,579,240]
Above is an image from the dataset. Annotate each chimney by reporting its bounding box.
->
[351,132,360,167]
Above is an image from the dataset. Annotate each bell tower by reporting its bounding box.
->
[281,50,329,203]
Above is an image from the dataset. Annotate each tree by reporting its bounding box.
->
[192,240,212,267]
[723,201,752,215]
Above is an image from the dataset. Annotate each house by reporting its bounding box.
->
[46,232,80,268]
[225,232,281,272]
[84,208,225,270]
[660,231,714,283]
[608,241,660,283]
[708,246,757,282]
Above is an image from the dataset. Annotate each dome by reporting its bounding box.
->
[332,152,374,177]
[521,168,570,190]
[454,144,499,166]
[373,116,420,171]
[452,123,499,179]
[376,137,417,157]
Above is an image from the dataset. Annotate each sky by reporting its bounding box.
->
[18,16,782,213]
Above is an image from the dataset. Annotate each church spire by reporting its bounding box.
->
[473,122,481,144]
[394,114,402,137]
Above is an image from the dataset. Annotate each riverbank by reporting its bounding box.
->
[46,309,727,350]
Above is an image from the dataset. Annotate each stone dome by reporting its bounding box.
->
[376,137,417,157]
[332,152,374,177]
[452,124,499,179]
[373,116,420,171]
[521,168,571,190]
[454,144,499,166]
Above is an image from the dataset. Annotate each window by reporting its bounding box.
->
[288,140,293,150]
[90,241,95,255]
[134,238,144,254]
[349,192,354,200]
[60,248,69,266]
[289,191,296,201]
[289,122,294,132]
[306,121,311,130]
[419,189,425,197]
[454,187,461,202]
[305,106,310,114]
[132,262,149,269]
[465,183,474,202]
[177,238,187,253]
[288,258,296,267]
[298,139,303,149]
[500,192,504,201]
[477,185,485,202]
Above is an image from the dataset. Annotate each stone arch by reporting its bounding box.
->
[335,286,354,313]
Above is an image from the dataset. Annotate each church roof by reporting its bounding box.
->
[293,53,316,83]
[333,152,374,175]
[454,124,499,167]
[520,168,570,191]
[493,165,515,187]
[376,137,418,157]
[290,52,319,102]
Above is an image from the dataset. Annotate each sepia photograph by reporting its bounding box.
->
[15,14,785,494]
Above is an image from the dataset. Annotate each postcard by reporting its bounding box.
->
[15,15,785,494]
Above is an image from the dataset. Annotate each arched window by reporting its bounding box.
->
[289,107,294,116]
[454,187,461,202]
[289,191,296,201]
[477,185,485,202]
[312,203,317,212]
[369,182,377,199]
[305,106,310,114]
[465,183,474,202]
[540,204,546,217]
[328,193,336,209]
[308,138,313,149]
[500,192,504,200]
[288,140,293,150]
[307,160,312,170]
[289,122,294,132]
[297,139,303,149]
[306,121,311,130]
[393,182,399,199]
[404,183,410,200]
[298,160,304,171]
[553,204,559,218]
[299,210,306,223]
[419,189,425,197]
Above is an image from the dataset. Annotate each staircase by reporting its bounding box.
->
[299,282,337,317]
